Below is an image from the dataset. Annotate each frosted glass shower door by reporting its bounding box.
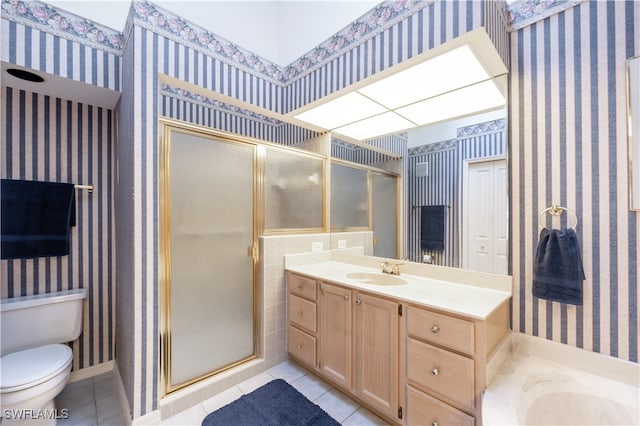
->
[372,173,398,259]
[167,129,256,390]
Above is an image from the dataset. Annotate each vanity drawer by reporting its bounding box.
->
[288,273,317,301]
[407,338,474,411]
[288,325,316,367]
[407,385,474,426]
[289,294,317,333]
[407,306,474,355]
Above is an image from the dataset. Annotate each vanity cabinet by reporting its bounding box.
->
[286,269,510,426]
[405,303,509,426]
[318,281,400,420]
[287,274,401,422]
[287,273,318,369]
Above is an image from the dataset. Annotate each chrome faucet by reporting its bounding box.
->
[380,261,404,276]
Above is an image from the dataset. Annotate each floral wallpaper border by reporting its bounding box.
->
[507,0,586,31]
[456,118,505,137]
[408,139,457,156]
[332,138,362,151]
[281,0,431,83]
[132,0,430,84]
[132,0,287,84]
[160,83,285,126]
[1,0,124,54]
[2,0,588,83]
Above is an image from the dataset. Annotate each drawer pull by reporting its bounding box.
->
[297,284,303,289]
[432,422,439,426]
[356,299,362,305]
[431,368,439,376]
[297,344,302,349]
[431,325,440,333]
[343,295,350,301]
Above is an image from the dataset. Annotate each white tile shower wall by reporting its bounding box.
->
[260,233,331,364]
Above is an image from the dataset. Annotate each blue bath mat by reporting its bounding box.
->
[201,379,340,426]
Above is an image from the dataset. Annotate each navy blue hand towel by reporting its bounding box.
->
[1,179,76,259]
[533,228,585,305]
[421,205,445,250]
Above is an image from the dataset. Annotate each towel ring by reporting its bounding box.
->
[538,205,578,230]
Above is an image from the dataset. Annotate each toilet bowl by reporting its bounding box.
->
[1,289,86,425]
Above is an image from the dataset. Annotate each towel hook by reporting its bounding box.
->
[538,205,578,230]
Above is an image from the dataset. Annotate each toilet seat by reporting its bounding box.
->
[1,344,73,393]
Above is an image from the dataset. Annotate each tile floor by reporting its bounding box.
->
[55,360,388,426]
[55,371,128,426]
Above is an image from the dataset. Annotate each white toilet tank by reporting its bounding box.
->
[0,288,87,356]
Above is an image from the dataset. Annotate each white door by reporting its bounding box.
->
[463,159,507,274]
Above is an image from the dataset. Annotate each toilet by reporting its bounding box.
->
[1,288,86,425]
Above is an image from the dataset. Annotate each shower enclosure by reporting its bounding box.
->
[160,120,258,394]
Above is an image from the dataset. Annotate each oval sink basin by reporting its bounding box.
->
[345,272,408,286]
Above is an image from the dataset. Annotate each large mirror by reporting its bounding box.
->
[329,75,508,275]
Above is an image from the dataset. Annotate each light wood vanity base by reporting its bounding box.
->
[286,270,511,426]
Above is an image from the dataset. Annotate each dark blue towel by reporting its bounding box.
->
[533,228,585,305]
[1,179,76,259]
[421,205,445,250]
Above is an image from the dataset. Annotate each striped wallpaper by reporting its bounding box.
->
[122,1,503,415]
[159,93,326,147]
[510,0,638,362]
[114,27,137,418]
[284,0,494,112]
[408,120,505,267]
[0,20,120,91]
[0,87,116,371]
[8,0,634,422]
[160,94,281,143]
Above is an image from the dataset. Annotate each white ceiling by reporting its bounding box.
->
[45,0,380,66]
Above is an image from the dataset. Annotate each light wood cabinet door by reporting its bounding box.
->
[319,282,353,390]
[355,292,399,419]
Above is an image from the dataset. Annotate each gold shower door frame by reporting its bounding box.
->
[159,118,263,396]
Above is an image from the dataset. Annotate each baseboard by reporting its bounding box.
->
[68,360,114,383]
[132,409,162,425]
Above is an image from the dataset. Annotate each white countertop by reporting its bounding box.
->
[285,260,511,320]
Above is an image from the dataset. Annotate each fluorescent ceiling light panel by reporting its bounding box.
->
[293,92,386,130]
[396,79,505,126]
[333,112,415,141]
[357,45,490,109]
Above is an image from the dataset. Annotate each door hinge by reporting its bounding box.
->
[248,244,258,262]
[398,406,403,419]
[398,304,403,316]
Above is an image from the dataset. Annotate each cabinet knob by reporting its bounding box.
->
[343,295,350,301]
[432,422,439,426]
[355,299,362,305]
[432,368,439,376]
[431,325,440,334]
[297,344,302,350]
